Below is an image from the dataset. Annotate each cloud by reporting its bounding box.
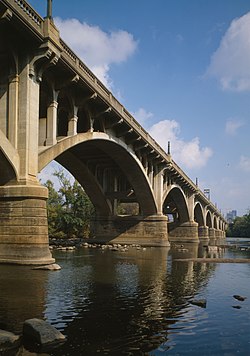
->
[239,156,250,172]
[133,110,213,169]
[225,119,244,135]
[132,108,154,127]
[54,17,137,88]
[206,12,250,91]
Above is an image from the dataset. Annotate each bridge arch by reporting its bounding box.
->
[213,216,218,229]
[39,133,158,217]
[194,202,205,227]
[206,211,212,228]
[162,186,190,225]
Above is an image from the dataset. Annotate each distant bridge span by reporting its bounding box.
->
[0,0,226,264]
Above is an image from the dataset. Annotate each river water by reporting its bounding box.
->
[0,239,250,355]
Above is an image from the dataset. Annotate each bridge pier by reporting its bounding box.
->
[208,228,216,239]
[168,221,199,243]
[90,215,170,247]
[0,185,54,265]
[198,226,209,241]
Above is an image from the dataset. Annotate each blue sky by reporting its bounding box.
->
[31,0,250,216]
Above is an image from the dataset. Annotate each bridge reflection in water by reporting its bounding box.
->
[0,244,218,354]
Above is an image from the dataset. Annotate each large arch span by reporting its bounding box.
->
[39,133,158,217]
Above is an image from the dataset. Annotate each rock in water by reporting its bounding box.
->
[0,329,21,351]
[233,295,247,302]
[190,299,207,308]
[23,318,65,346]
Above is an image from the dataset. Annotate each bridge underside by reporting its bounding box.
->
[52,138,170,247]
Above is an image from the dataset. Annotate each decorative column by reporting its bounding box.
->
[45,100,58,145]
[67,115,78,136]
[8,74,19,149]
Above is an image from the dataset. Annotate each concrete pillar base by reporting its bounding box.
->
[198,226,209,241]
[90,215,170,247]
[0,185,54,265]
[209,228,216,239]
[168,221,199,242]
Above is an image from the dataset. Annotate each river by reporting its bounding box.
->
[0,239,250,355]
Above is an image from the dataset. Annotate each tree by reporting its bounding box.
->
[43,179,63,237]
[43,170,94,238]
[226,210,250,237]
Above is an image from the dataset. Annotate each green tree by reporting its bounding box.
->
[227,210,250,237]
[44,169,94,238]
[43,179,63,237]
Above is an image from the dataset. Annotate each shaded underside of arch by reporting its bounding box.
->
[206,211,212,228]
[39,137,157,217]
[213,217,218,229]
[0,130,19,185]
[194,203,205,226]
[0,150,17,185]
[163,187,189,224]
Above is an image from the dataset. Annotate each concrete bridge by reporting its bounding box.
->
[0,0,226,264]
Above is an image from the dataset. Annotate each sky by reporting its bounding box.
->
[30,0,250,217]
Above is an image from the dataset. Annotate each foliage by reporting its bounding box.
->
[43,169,94,238]
[226,211,250,237]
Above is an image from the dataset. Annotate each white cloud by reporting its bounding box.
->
[206,12,250,91]
[239,156,250,172]
[225,119,244,135]
[132,108,154,126]
[55,17,137,88]
[133,110,213,170]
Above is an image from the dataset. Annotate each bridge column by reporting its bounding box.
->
[45,100,58,146]
[67,115,78,136]
[0,185,54,265]
[8,74,19,148]
[168,221,199,243]
[91,215,170,247]
[209,228,216,239]
[0,54,54,264]
[198,226,209,241]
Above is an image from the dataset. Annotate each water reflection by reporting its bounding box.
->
[46,245,215,355]
[0,265,47,333]
[0,242,238,355]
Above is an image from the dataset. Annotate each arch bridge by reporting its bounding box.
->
[0,0,226,264]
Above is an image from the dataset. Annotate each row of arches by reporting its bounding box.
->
[39,137,226,235]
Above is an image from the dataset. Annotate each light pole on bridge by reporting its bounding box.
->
[46,0,53,19]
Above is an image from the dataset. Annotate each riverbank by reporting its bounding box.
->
[174,258,250,263]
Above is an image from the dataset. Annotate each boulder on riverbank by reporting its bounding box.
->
[0,329,21,352]
[23,318,65,347]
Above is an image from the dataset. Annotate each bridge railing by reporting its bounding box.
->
[60,38,172,163]
[4,0,43,33]
[169,160,223,218]
[5,0,172,165]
